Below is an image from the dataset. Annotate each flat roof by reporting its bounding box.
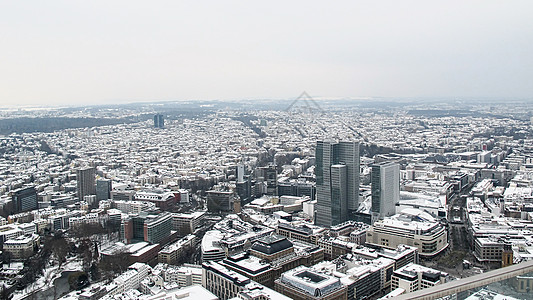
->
[279,266,343,296]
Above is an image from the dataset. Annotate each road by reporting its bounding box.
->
[422,184,480,278]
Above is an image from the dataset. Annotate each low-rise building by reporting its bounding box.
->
[237,282,292,300]
[68,212,101,228]
[201,215,274,262]
[171,211,205,236]
[221,235,324,288]
[202,261,251,300]
[276,221,326,245]
[158,234,195,265]
[0,224,23,245]
[3,234,40,259]
[142,285,217,300]
[274,266,347,300]
[106,263,151,296]
[474,237,514,267]
[311,256,395,300]
[366,209,448,258]
[161,264,203,287]
[113,200,155,214]
[135,191,178,211]
[352,244,419,270]
[391,263,449,293]
[221,253,273,287]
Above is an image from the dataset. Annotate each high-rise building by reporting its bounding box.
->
[235,165,252,204]
[265,164,277,196]
[76,167,96,201]
[236,177,252,204]
[371,161,400,223]
[154,114,164,128]
[96,178,112,201]
[236,164,245,183]
[256,164,277,196]
[12,186,38,213]
[315,140,360,227]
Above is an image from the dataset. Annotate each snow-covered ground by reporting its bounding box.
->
[12,257,83,300]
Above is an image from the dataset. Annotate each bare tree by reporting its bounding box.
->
[98,251,130,282]
[46,235,69,268]
[70,223,106,239]
[77,240,93,273]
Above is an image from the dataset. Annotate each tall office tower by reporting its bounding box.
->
[12,186,38,213]
[96,178,112,201]
[371,161,400,224]
[77,167,96,201]
[236,165,252,204]
[236,164,245,183]
[154,114,164,128]
[265,164,277,196]
[315,140,360,227]
[256,164,277,196]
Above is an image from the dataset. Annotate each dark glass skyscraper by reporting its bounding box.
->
[315,140,360,227]
[154,114,164,128]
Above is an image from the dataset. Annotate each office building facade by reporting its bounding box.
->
[277,180,316,200]
[12,186,38,213]
[315,140,360,227]
[206,190,235,213]
[77,167,96,201]
[256,164,277,196]
[144,213,172,244]
[96,178,112,201]
[121,212,172,244]
[371,161,400,224]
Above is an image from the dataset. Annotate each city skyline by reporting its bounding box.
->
[1,101,533,298]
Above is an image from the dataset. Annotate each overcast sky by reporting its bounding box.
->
[1,1,532,107]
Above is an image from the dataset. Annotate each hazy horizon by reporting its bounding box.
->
[1,1,532,107]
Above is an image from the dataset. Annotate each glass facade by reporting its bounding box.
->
[315,141,359,227]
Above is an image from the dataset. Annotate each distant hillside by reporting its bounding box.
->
[0,117,133,135]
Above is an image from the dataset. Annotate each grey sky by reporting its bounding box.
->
[1,1,532,107]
